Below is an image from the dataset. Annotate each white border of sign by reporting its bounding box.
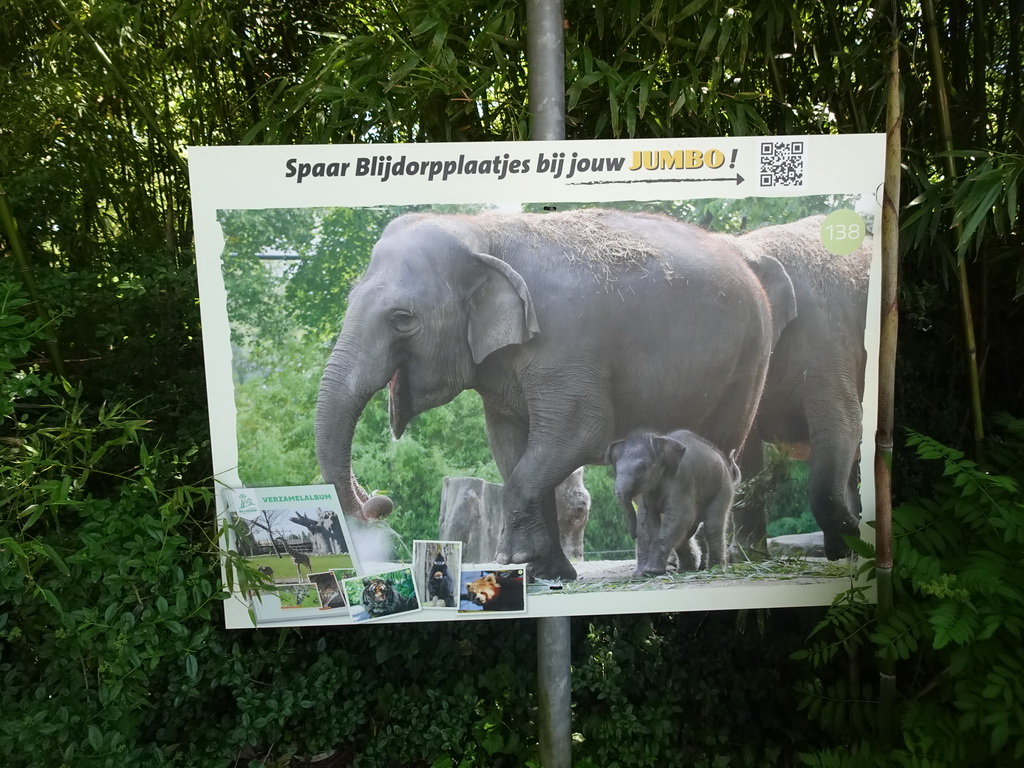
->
[189,135,884,628]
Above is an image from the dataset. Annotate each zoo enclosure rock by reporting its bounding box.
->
[439,471,591,563]
[767,531,826,558]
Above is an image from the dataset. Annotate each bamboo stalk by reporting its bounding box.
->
[920,0,985,448]
[0,180,68,380]
[53,0,186,173]
[875,12,902,746]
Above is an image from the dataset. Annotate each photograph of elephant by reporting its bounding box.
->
[606,429,741,577]
[218,195,874,609]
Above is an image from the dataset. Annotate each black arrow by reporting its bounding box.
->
[567,173,745,186]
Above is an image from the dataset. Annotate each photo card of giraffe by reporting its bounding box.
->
[413,540,462,610]
[340,567,422,623]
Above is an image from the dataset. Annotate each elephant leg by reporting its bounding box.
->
[490,429,581,579]
[674,528,702,572]
[807,415,863,560]
[533,491,576,580]
[482,402,528,483]
[700,490,732,568]
[732,431,768,557]
[633,497,661,577]
[644,503,696,576]
[493,391,611,579]
[847,458,863,520]
[496,466,576,579]
[481,402,545,559]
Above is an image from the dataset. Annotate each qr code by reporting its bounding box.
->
[759,141,804,187]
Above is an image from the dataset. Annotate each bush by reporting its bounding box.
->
[795,416,1024,766]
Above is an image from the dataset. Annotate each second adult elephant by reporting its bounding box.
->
[736,215,872,560]
[315,209,796,579]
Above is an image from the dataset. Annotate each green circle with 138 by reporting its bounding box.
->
[820,209,866,255]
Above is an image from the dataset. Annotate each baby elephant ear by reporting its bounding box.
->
[605,439,626,467]
[654,435,687,474]
[467,252,540,364]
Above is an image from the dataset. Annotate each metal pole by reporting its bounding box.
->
[537,614,572,768]
[527,0,566,142]
[526,2,571,767]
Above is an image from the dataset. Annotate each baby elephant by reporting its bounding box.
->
[607,430,740,576]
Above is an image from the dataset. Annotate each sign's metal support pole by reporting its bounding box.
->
[526,3,572,767]
[527,0,566,142]
[537,613,572,768]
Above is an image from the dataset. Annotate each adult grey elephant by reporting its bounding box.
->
[315,208,796,579]
[735,215,871,560]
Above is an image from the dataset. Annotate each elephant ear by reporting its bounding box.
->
[744,253,797,348]
[604,439,626,467]
[654,436,687,475]
[467,252,540,364]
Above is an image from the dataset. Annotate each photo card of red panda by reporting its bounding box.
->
[459,569,527,614]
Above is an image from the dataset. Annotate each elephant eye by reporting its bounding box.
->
[389,310,419,334]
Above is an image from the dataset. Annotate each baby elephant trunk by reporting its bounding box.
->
[615,479,641,539]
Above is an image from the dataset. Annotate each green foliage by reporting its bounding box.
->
[766,460,817,537]
[581,465,634,557]
[0,278,60,417]
[796,419,1024,766]
[572,612,824,767]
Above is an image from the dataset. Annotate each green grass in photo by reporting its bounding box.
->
[247,553,353,580]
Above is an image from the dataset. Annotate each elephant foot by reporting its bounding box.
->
[530,550,577,581]
[496,520,554,569]
[634,555,670,577]
[496,523,577,580]
[823,517,861,560]
[635,566,669,577]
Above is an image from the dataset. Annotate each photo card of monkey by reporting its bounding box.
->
[459,568,527,614]
[413,540,462,610]
[341,567,422,623]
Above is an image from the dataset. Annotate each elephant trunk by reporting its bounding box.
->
[315,340,382,521]
[615,480,640,539]
[614,473,640,512]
